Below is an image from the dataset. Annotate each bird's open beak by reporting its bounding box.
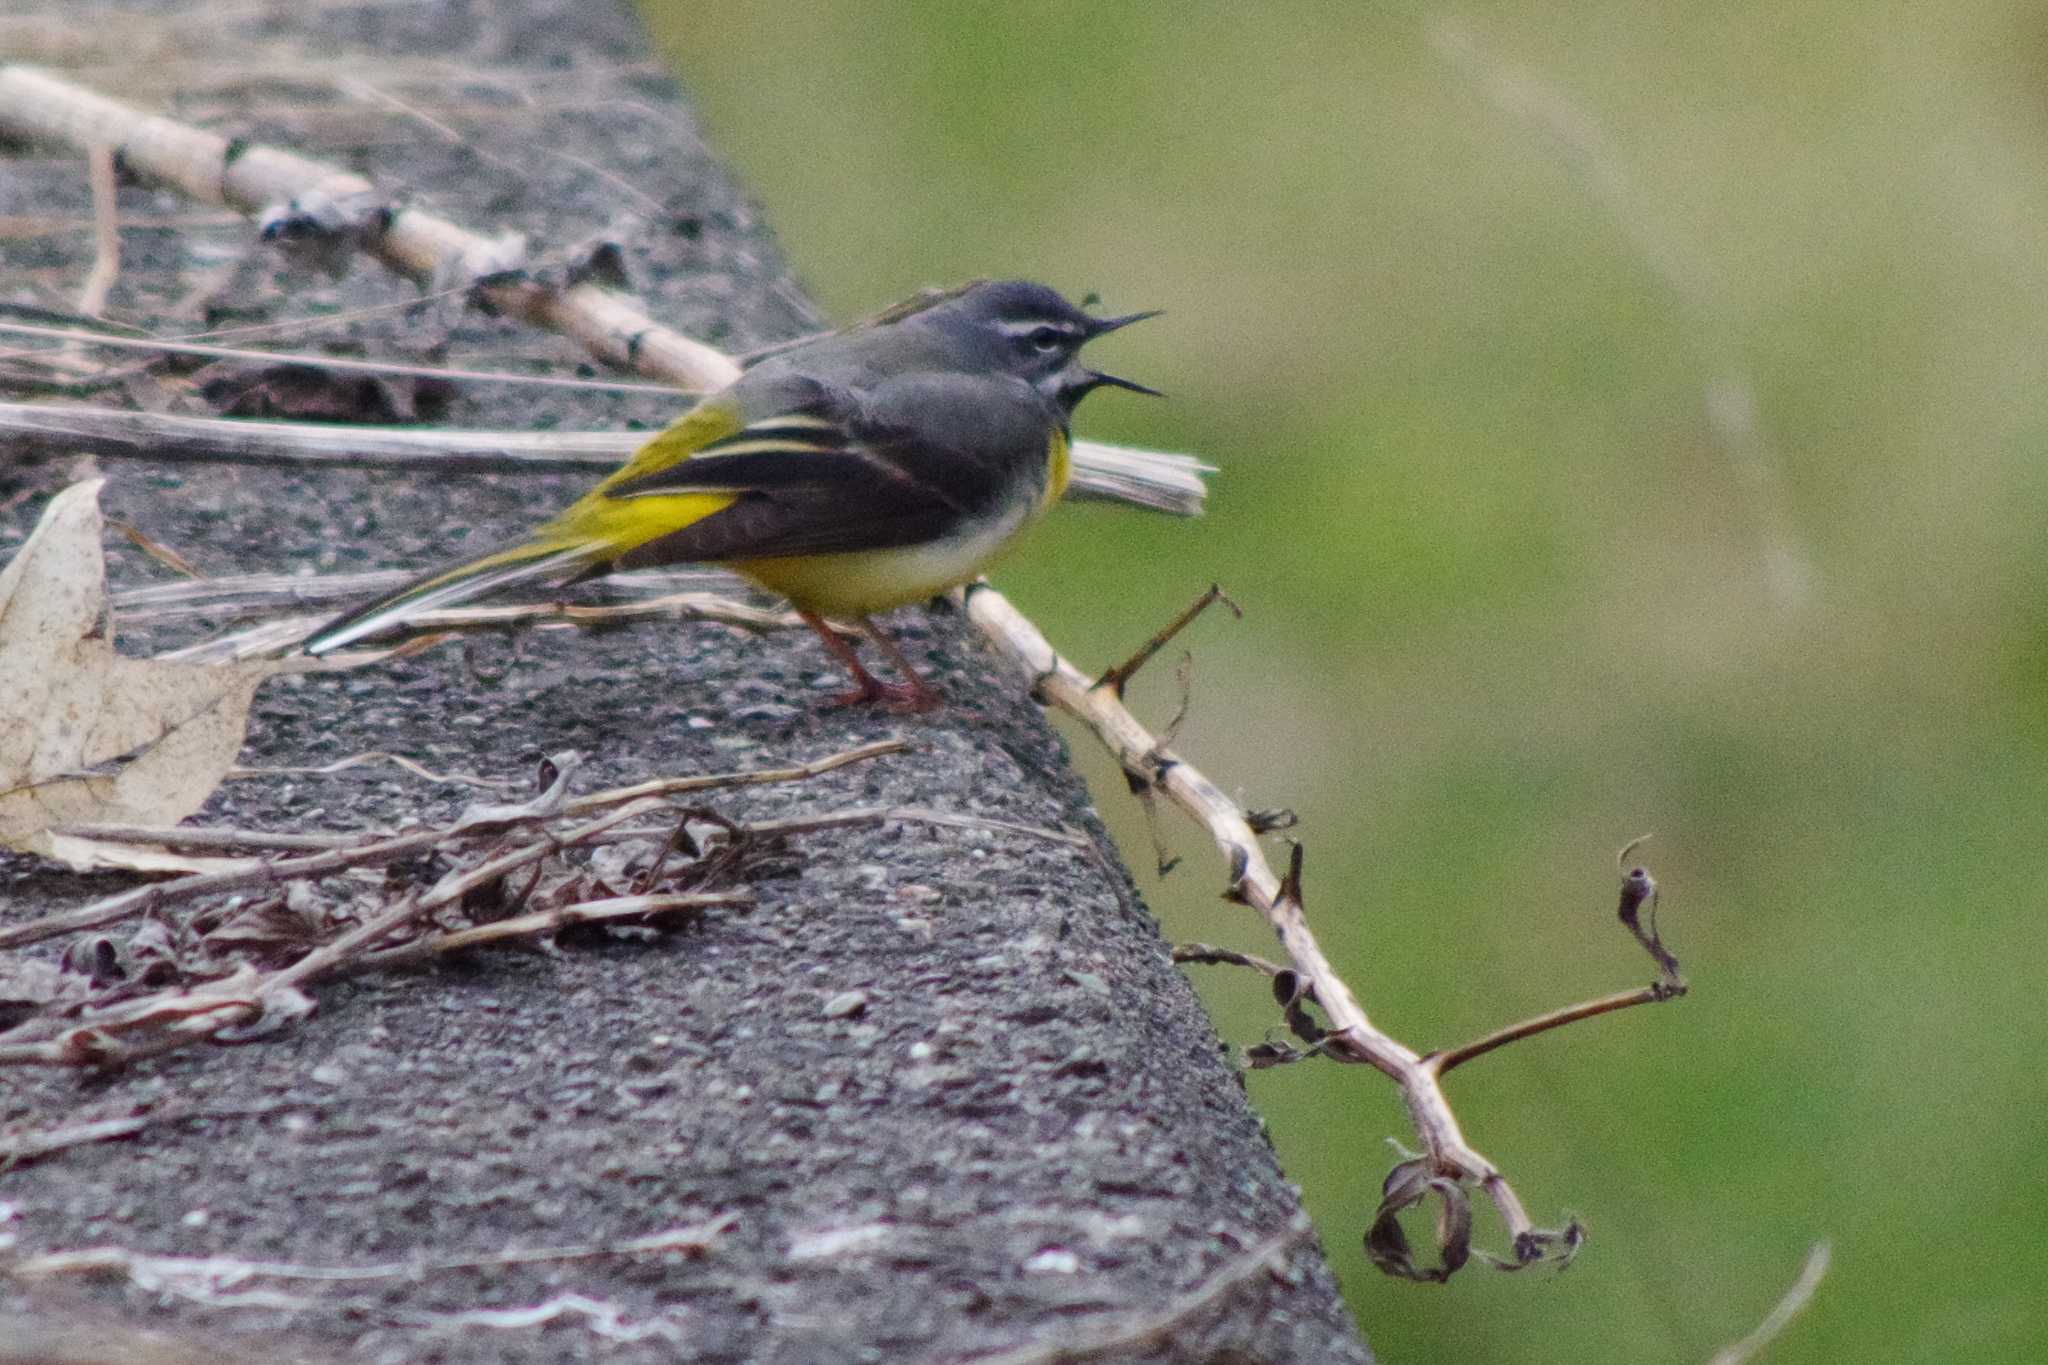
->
[1079,369,1162,397]
[1077,308,1161,397]
[1085,308,1163,338]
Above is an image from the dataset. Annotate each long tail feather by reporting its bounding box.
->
[300,537,603,655]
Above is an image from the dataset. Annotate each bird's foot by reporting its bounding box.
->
[824,675,942,713]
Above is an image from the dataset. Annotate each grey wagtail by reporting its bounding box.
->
[301,280,1159,710]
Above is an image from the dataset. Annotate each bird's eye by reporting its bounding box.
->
[1025,325,1065,353]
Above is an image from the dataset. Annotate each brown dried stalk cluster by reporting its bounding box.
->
[0,743,904,1074]
[0,63,1689,1280]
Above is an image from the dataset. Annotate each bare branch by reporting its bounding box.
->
[1092,583,1240,697]
[967,582,1626,1266]
[1171,941,1288,979]
[1429,985,1679,1077]
[0,398,1210,515]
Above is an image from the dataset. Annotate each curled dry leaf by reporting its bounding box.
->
[1364,1158,1474,1284]
[0,481,278,872]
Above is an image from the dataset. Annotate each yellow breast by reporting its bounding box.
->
[739,436,1065,617]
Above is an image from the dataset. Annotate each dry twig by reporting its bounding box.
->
[0,739,903,951]
[969,1213,1314,1365]
[14,1213,736,1293]
[159,587,801,663]
[0,327,685,395]
[0,393,1212,514]
[0,1113,151,1166]
[109,564,736,625]
[73,143,120,318]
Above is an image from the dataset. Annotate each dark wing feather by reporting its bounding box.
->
[607,372,1059,569]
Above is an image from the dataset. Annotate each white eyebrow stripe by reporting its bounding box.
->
[994,319,1083,337]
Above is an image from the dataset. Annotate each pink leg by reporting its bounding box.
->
[796,610,940,712]
[858,615,942,711]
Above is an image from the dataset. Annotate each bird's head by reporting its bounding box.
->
[925,280,1161,412]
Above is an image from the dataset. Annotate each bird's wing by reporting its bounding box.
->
[582,372,1053,566]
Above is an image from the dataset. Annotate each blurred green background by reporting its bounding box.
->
[645,3,2046,1361]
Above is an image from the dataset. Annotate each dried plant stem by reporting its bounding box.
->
[0,1113,151,1165]
[727,803,1084,848]
[1428,17,1814,609]
[58,800,1077,861]
[971,1213,1313,1365]
[15,1213,736,1285]
[1171,941,1288,979]
[0,1102,338,1167]
[0,802,694,1068]
[0,64,740,392]
[261,798,667,996]
[0,826,440,952]
[53,823,373,852]
[0,319,687,395]
[0,740,903,950]
[553,739,906,817]
[223,750,517,789]
[110,566,736,621]
[0,390,1208,514]
[964,583,1546,1251]
[1430,983,1679,1076]
[0,397,642,473]
[74,144,120,318]
[354,891,747,971]
[157,587,804,666]
[1093,583,1239,696]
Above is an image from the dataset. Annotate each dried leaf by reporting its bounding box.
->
[0,481,279,869]
[1365,1159,1473,1283]
[212,981,315,1043]
[34,831,252,876]
[450,751,577,833]
[205,900,323,954]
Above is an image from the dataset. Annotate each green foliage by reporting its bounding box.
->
[647,2,2048,1359]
